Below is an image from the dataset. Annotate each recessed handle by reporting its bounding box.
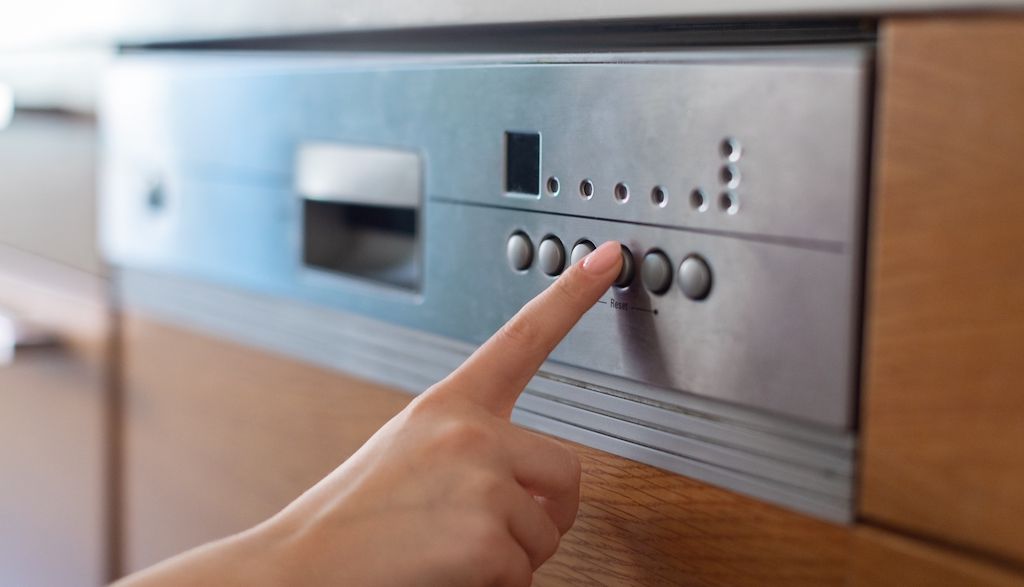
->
[295,142,422,209]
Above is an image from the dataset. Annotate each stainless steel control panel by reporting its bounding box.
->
[102,49,869,429]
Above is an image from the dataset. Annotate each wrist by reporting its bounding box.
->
[112,520,293,587]
[220,516,305,587]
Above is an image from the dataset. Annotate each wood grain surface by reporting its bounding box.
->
[119,314,413,573]
[860,15,1024,567]
[537,443,849,586]
[120,315,851,586]
[850,528,1024,587]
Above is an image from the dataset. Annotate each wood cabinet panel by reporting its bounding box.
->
[120,315,413,572]
[121,315,851,586]
[537,443,849,586]
[860,15,1024,565]
[850,528,1024,587]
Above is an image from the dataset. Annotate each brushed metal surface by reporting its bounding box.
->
[295,142,422,208]
[103,50,868,244]
[431,203,859,427]
[101,49,868,429]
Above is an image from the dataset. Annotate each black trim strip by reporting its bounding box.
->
[121,18,876,54]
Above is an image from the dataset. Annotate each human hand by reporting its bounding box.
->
[116,240,623,587]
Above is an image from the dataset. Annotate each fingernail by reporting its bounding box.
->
[582,241,621,274]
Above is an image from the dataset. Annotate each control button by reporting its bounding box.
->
[569,240,596,267]
[678,255,712,300]
[615,246,635,288]
[640,250,673,295]
[506,232,533,271]
[538,236,566,276]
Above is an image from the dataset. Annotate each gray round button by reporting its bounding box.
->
[678,255,712,300]
[615,246,635,288]
[640,250,673,295]
[538,236,566,276]
[569,240,596,267]
[506,232,533,271]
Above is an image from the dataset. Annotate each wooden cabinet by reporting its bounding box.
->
[119,314,412,570]
[860,15,1024,567]
[0,248,109,587]
[850,528,1024,587]
[119,311,1024,586]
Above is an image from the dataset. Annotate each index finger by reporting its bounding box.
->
[439,240,623,417]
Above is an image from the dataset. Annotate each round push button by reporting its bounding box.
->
[615,246,635,288]
[569,240,596,267]
[678,255,712,300]
[506,232,533,271]
[640,250,673,295]
[538,236,566,276]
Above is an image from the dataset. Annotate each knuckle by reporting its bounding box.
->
[538,436,582,488]
[558,502,580,535]
[534,519,561,564]
[437,515,500,584]
[558,448,582,493]
[505,548,535,587]
[402,393,451,428]
[430,418,495,457]
[467,469,511,508]
[405,391,441,418]
[409,375,477,418]
[464,515,509,571]
[496,313,541,349]
[550,272,590,307]
[565,448,583,485]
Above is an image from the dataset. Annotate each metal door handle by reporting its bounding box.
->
[0,307,61,365]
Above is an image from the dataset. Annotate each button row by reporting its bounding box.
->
[506,232,712,300]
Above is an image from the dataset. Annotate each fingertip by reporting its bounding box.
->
[580,240,622,275]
